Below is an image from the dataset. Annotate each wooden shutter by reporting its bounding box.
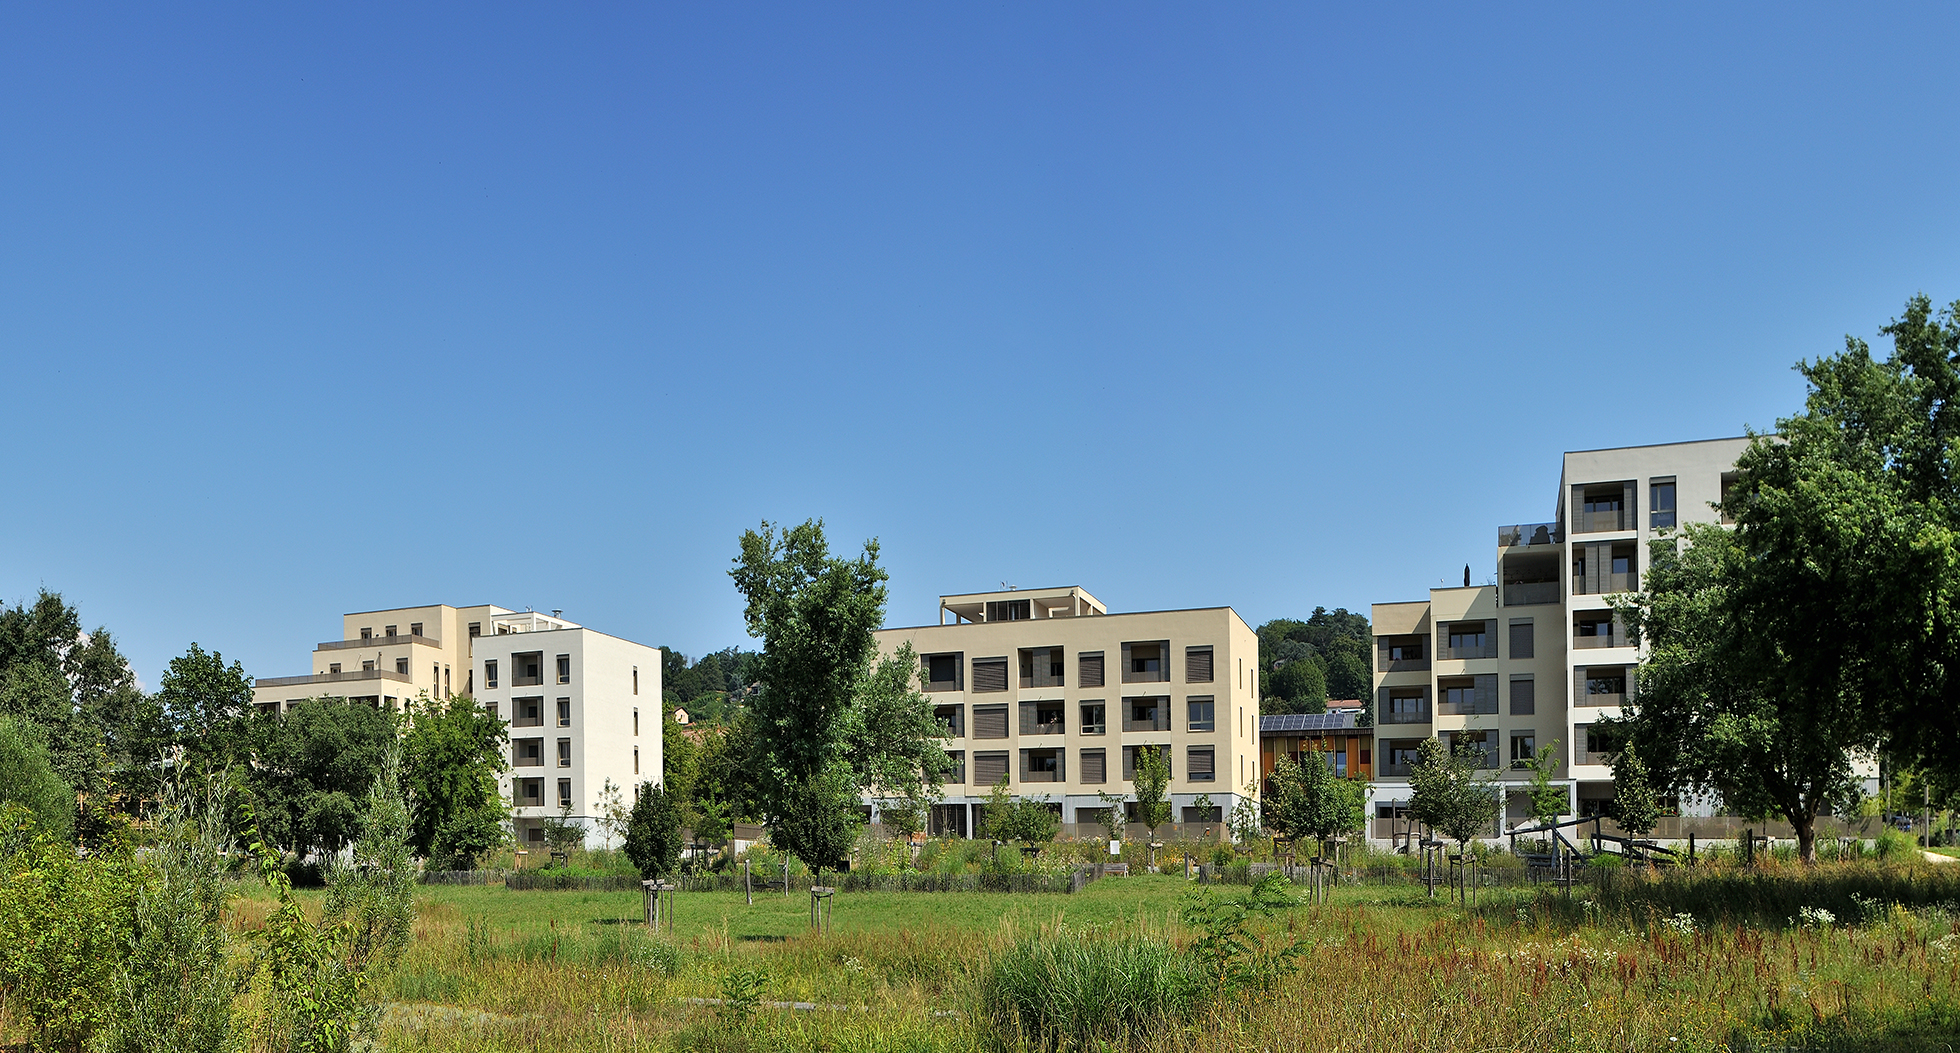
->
[1188,747,1215,780]
[1377,686,1391,718]
[1079,653,1104,688]
[1056,750,1066,782]
[1474,674,1497,714]
[1622,480,1637,531]
[973,751,1009,786]
[1576,667,1588,705]
[1019,701,1036,734]
[1572,484,1586,532]
[972,658,1007,692]
[974,704,1008,739]
[1627,665,1638,700]
[1121,746,1135,780]
[1019,749,1030,782]
[1082,749,1106,783]
[1186,647,1213,683]
[1509,619,1534,659]
[1483,621,1498,658]
[1510,676,1535,715]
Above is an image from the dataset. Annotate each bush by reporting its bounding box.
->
[1876,828,1917,861]
[978,932,1205,1051]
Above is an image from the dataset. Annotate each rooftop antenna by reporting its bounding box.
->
[1000,581,1017,591]
[551,609,563,618]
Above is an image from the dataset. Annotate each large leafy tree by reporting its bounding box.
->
[1607,296,1960,862]
[1263,746,1366,859]
[0,590,159,797]
[0,715,73,840]
[1408,737,1498,851]
[1257,608,1372,716]
[155,644,254,778]
[400,694,509,870]
[246,700,398,859]
[729,519,946,876]
[624,781,682,879]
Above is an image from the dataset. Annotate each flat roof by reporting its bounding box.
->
[880,605,1249,634]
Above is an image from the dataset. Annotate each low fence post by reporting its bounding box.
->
[744,859,753,905]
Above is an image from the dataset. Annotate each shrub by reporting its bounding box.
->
[978,932,1205,1052]
[1876,828,1917,860]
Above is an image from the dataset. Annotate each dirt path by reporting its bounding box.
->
[1924,851,1955,864]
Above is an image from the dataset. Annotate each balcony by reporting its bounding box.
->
[1574,572,1639,595]
[1379,761,1414,778]
[1378,704,1432,725]
[1503,581,1559,606]
[254,669,413,689]
[316,634,440,651]
[1577,749,1617,766]
[1497,522,1561,548]
[1577,692,1624,708]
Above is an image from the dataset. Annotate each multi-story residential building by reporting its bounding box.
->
[1369,437,1752,837]
[252,603,663,849]
[871,585,1260,839]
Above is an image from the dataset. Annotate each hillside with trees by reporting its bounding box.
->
[1256,607,1373,717]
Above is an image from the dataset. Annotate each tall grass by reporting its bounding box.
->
[977,931,1204,1052]
[1544,858,1960,928]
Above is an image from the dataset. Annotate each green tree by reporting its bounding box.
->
[156,643,255,777]
[1520,739,1569,830]
[0,590,156,798]
[1267,658,1327,715]
[624,781,682,879]
[1611,743,1661,839]
[1262,746,1365,860]
[0,715,73,840]
[844,642,953,824]
[1409,737,1498,851]
[246,700,397,859]
[979,778,1059,853]
[400,693,508,870]
[729,519,910,877]
[1131,745,1174,850]
[0,807,138,1052]
[596,777,630,851]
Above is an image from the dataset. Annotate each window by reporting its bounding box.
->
[633,747,639,774]
[1383,688,1428,723]
[1185,647,1214,683]
[1584,724,1620,757]
[1080,748,1107,783]
[1122,642,1169,683]
[527,824,545,842]
[1388,638,1424,661]
[1587,670,1627,696]
[984,599,1031,622]
[1510,732,1537,770]
[972,750,1010,786]
[557,779,573,808]
[1080,702,1106,735]
[514,738,543,766]
[1078,652,1105,688]
[486,660,499,689]
[924,653,962,691]
[1182,803,1223,823]
[1018,647,1064,688]
[469,622,481,637]
[396,658,410,675]
[1187,697,1215,732]
[1510,674,1536,715]
[1442,678,1474,710]
[515,778,544,807]
[410,622,423,636]
[360,627,372,640]
[971,657,1008,693]
[362,660,375,672]
[1121,745,1172,781]
[632,667,638,694]
[557,698,571,726]
[973,704,1009,739]
[1123,697,1169,731]
[466,669,473,693]
[484,701,499,720]
[946,750,966,782]
[1446,730,1498,769]
[1651,478,1677,529]
[513,651,544,687]
[1447,623,1487,652]
[934,704,965,737]
[557,738,571,767]
[556,655,571,684]
[444,665,451,695]
[1509,619,1534,659]
[514,697,544,726]
[1186,747,1216,781]
[385,624,398,637]
[1022,748,1061,782]
[633,708,639,735]
[1020,700,1064,734]
[329,662,341,674]
[1575,610,1621,646]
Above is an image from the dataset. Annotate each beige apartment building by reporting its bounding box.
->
[872,585,1260,838]
[1371,437,1754,837]
[253,603,663,850]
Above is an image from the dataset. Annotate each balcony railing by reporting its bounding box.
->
[316,634,440,651]
[1575,627,1630,649]
[1378,706,1431,725]
[1577,750,1616,766]
[1437,642,1497,660]
[1503,582,1559,606]
[1437,698,1498,716]
[1378,655,1430,672]
[1576,692,1625,708]
[1021,719,1065,736]
[1574,509,1632,534]
[1497,523,1561,548]
[1378,762,1413,778]
[1022,769,1060,783]
[1575,572,1639,595]
[254,669,413,689]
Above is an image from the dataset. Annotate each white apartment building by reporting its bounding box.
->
[1371,438,1753,834]
[872,586,1261,839]
[253,603,663,849]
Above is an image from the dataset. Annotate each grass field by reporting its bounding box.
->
[216,862,1960,1053]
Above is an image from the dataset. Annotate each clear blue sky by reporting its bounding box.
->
[5,4,1958,686]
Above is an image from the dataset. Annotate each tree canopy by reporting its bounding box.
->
[1256,609,1372,716]
[1262,746,1366,858]
[245,700,398,859]
[1409,737,1498,850]
[624,781,682,879]
[400,693,509,870]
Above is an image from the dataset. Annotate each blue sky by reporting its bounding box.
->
[4,4,1958,685]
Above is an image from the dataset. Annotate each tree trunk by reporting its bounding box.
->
[1793,811,1817,865]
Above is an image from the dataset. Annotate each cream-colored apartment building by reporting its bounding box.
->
[1371,437,1753,836]
[872,586,1260,838]
[252,604,663,849]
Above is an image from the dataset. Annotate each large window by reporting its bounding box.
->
[1448,625,1486,651]
[1186,747,1216,782]
[1187,697,1215,732]
[1651,478,1677,529]
[1510,732,1537,770]
[556,655,571,684]
[1080,702,1107,735]
[512,652,544,687]
[924,652,962,691]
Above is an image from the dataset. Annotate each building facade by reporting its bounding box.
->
[1369,437,1753,836]
[871,585,1260,838]
[252,603,663,849]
